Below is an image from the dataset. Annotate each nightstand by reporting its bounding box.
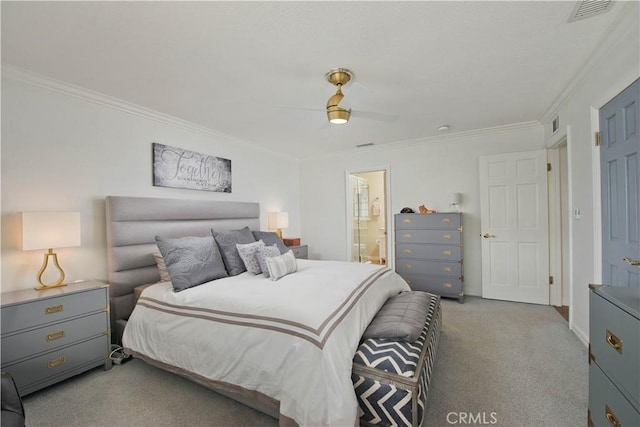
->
[1,280,111,396]
[288,245,308,259]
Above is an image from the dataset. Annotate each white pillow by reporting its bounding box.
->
[236,240,265,275]
[265,250,298,281]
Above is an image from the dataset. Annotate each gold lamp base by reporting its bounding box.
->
[34,249,68,290]
[275,228,283,239]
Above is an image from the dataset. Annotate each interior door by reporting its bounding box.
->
[479,150,550,304]
[600,78,640,288]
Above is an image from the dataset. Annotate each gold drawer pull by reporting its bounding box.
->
[403,233,411,239]
[403,218,411,224]
[443,283,453,288]
[606,329,623,354]
[443,266,452,272]
[46,330,65,342]
[443,250,452,256]
[403,249,412,254]
[404,264,412,269]
[605,405,621,427]
[442,234,452,240]
[48,356,66,369]
[442,218,451,224]
[45,305,63,315]
[406,279,412,284]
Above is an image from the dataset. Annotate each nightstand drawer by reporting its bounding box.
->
[396,244,462,261]
[1,287,108,335]
[289,245,308,259]
[395,213,461,229]
[396,229,461,245]
[590,290,640,404]
[4,334,109,394]
[396,259,462,277]
[2,311,109,364]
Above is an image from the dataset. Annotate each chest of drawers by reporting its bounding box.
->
[1,281,111,396]
[395,213,464,302]
[588,284,640,427]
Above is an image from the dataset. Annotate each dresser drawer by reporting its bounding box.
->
[395,213,461,229]
[4,334,109,394]
[396,258,462,277]
[1,287,108,335]
[590,291,640,404]
[589,363,640,426]
[396,229,461,245]
[2,311,109,364]
[396,243,462,261]
[399,273,463,297]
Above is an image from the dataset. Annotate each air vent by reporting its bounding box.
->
[356,143,374,148]
[567,0,614,23]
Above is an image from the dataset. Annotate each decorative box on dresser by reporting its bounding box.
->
[395,212,464,303]
[588,284,640,427]
[1,280,111,396]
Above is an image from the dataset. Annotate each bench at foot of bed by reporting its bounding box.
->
[352,292,442,427]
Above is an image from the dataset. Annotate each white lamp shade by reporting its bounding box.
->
[452,193,462,204]
[21,212,81,251]
[268,212,289,230]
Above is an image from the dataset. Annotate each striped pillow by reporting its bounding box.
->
[265,250,298,281]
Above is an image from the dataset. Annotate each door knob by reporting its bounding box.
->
[482,233,496,239]
[623,257,640,267]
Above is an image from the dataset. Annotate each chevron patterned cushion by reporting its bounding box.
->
[352,292,441,427]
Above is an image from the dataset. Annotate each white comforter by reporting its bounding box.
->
[122,259,409,426]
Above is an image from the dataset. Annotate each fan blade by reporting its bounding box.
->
[351,110,399,122]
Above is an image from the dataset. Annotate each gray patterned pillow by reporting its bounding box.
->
[265,250,298,281]
[236,240,265,275]
[256,244,282,277]
[155,235,228,292]
[211,226,256,276]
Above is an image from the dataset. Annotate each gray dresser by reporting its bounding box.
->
[1,281,111,396]
[395,213,464,302]
[588,284,640,427]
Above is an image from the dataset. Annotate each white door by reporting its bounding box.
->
[479,150,550,304]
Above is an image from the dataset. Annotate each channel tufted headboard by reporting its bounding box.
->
[105,196,260,343]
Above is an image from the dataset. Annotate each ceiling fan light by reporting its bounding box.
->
[327,108,350,124]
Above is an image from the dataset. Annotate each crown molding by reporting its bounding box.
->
[540,1,639,125]
[2,65,295,160]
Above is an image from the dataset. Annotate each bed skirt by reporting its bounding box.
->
[351,293,442,427]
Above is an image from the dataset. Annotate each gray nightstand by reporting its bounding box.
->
[288,245,308,259]
[1,280,111,396]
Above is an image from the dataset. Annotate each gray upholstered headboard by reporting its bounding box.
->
[105,196,260,343]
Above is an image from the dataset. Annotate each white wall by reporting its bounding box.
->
[300,123,545,297]
[1,71,300,293]
[541,2,639,345]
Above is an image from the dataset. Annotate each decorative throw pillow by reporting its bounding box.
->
[152,251,171,282]
[236,240,265,275]
[252,231,288,254]
[265,250,298,281]
[211,226,256,276]
[256,244,282,277]
[155,235,228,292]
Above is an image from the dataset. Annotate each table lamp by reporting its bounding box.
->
[20,212,81,290]
[268,212,289,239]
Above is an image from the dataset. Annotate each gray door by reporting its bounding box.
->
[600,78,640,288]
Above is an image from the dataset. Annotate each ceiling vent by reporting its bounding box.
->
[567,0,614,23]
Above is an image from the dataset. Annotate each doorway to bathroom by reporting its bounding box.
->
[347,169,389,266]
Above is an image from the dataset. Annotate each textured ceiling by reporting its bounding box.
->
[1,1,627,159]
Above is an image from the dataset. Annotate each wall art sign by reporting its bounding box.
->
[152,143,232,193]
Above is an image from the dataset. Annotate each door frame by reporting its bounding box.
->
[345,166,392,268]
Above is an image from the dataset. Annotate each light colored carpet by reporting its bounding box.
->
[22,297,587,427]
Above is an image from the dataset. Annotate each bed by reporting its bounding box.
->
[105,196,411,426]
